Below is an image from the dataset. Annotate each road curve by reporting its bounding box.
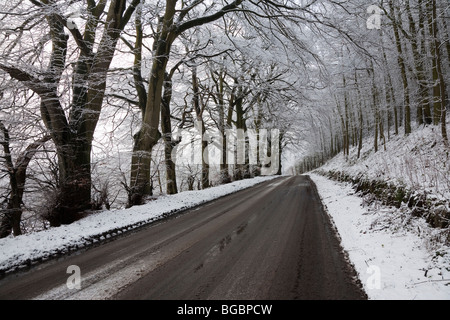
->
[0,176,367,300]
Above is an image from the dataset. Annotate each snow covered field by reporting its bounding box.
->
[310,173,450,300]
[0,176,279,274]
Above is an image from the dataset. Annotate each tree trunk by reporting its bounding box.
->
[390,0,411,135]
[343,76,350,156]
[374,109,379,153]
[337,103,347,158]
[1,0,138,224]
[50,141,92,226]
[418,0,433,124]
[0,135,21,236]
[129,0,246,205]
[0,122,51,236]
[276,132,283,176]
[430,0,448,143]
[234,91,248,180]
[439,6,450,69]
[254,97,264,176]
[426,0,444,126]
[354,70,365,158]
[406,0,429,126]
[130,1,177,205]
[212,68,232,183]
[358,107,363,159]
[161,72,178,195]
[192,66,210,189]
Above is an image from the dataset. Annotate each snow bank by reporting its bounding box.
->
[0,176,279,274]
[310,173,450,300]
[320,125,450,202]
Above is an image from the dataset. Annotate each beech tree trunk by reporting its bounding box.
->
[390,0,411,135]
[192,67,210,189]
[430,0,448,143]
[130,1,176,205]
[1,0,138,224]
[130,0,245,204]
[161,72,179,195]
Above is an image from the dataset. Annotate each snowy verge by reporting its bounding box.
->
[0,176,280,274]
[310,173,450,300]
[319,125,450,203]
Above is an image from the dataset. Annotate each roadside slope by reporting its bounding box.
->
[309,173,450,300]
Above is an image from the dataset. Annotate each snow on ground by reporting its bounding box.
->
[0,176,278,274]
[320,125,450,202]
[310,173,450,300]
[2,158,449,300]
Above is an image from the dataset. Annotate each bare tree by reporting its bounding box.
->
[0,120,50,237]
[0,0,140,225]
[129,0,247,206]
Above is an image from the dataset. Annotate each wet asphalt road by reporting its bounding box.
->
[0,176,367,300]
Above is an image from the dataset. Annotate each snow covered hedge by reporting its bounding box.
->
[316,169,450,232]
